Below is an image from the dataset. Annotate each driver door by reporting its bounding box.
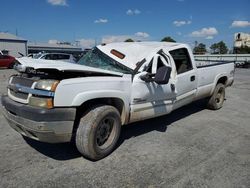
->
[129,54,177,123]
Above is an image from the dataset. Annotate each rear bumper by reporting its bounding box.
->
[1,96,76,143]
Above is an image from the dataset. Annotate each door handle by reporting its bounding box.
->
[190,75,195,81]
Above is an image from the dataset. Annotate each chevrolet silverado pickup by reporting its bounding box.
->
[1,42,234,160]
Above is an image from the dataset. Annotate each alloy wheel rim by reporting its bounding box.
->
[96,117,114,148]
[215,88,224,104]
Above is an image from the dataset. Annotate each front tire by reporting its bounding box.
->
[76,105,121,160]
[207,83,225,110]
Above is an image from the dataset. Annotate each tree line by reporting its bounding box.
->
[193,41,228,54]
[124,36,250,54]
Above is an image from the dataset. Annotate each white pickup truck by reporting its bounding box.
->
[1,42,234,160]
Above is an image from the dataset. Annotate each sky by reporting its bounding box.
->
[0,0,250,50]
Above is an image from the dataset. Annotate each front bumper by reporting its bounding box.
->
[1,96,76,143]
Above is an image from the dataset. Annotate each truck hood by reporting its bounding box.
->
[16,57,123,76]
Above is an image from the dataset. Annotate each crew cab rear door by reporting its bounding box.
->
[168,47,198,109]
[129,54,176,123]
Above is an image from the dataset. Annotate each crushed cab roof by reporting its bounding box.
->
[97,42,184,69]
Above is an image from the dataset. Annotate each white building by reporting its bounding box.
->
[0,32,28,57]
[234,32,250,48]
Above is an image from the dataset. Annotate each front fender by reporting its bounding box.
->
[71,90,128,107]
[53,75,132,124]
[72,90,130,124]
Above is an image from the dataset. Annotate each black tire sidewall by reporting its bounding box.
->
[93,110,121,156]
[209,83,225,110]
[76,105,121,160]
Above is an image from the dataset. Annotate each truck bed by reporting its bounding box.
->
[195,61,234,100]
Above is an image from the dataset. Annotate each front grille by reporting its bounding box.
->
[11,76,34,87]
[8,75,54,104]
[8,76,36,103]
[10,90,29,100]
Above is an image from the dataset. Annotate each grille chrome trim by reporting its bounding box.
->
[11,76,34,87]
[8,76,55,104]
[10,90,28,99]
[8,84,55,97]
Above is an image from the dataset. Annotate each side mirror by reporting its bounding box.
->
[154,66,172,85]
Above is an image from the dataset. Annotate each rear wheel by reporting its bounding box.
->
[207,83,225,110]
[76,105,121,160]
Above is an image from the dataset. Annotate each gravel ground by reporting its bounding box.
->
[0,68,249,188]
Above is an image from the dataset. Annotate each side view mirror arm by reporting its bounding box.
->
[139,66,171,85]
[140,73,155,82]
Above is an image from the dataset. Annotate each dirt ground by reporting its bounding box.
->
[0,68,249,188]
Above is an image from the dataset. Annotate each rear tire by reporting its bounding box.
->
[76,105,121,160]
[207,83,225,110]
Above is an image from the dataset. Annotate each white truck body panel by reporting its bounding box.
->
[98,42,184,70]
[195,63,234,100]
[8,42,234,125]
[130,71,176,122]
[0,41,236,161]
[54,75,132,124]
[16,57,123,76]
[1,41,235,148]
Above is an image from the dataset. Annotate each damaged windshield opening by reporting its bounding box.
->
[77,47,133,74]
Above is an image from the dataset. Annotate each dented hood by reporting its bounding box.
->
[16,57,123,76]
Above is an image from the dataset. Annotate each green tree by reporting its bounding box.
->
[210,43,219,54]
[124,38,134,42]
[193,43,207,54]
[161,36,176,42]
[210,41,228,54]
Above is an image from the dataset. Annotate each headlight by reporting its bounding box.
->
[29,96,53,109]
[35,80,59,91]
[30,80,59,109]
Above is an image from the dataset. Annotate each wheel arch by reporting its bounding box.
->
[71,90,129,123]
[216,76,228,85]
[210,75,228,96]
[79,97,125,119]
[74,96,128,129]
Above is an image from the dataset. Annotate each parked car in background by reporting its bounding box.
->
[33,53,76,63]
[0,54,16,68]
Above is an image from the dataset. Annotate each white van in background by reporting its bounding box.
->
[32,53,76,63]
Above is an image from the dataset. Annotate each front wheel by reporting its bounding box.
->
[207,83,225,110]
[76,105,121,160]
